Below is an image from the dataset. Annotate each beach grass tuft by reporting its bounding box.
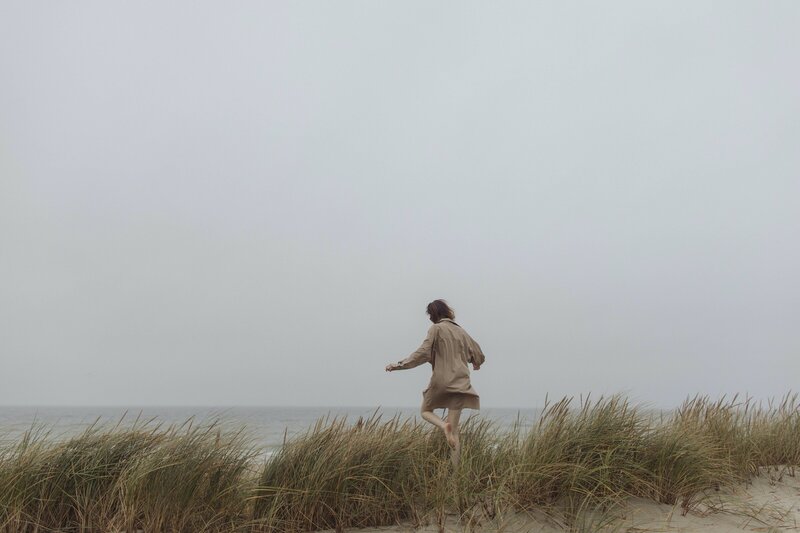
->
[1,393,798,532]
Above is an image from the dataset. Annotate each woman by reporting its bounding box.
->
[385,299,485,464]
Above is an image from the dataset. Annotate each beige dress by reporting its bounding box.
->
[395,318,485,411]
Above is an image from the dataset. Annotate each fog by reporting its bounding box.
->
[1,2,798,408]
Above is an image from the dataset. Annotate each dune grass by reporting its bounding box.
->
[1,394,798,532]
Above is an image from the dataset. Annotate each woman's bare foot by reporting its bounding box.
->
[443,422,457,449]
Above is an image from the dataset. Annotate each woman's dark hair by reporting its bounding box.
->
[426,299,455,323]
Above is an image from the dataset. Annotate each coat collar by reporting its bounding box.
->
[438,318,459,326]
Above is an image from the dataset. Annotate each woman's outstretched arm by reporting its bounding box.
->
[386,325,438,371]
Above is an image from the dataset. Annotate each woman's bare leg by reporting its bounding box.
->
[446,409,462,466]
[447,409,462,443]
[420,409,461,449]
[421,410,447,432]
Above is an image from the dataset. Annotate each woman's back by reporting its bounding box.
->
[432,318,484,374]
[426,318,484,406]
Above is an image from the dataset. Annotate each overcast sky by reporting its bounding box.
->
[1,2,798,409]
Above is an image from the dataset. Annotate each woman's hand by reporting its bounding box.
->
[385,363,398,372]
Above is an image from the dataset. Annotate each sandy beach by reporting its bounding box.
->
[332,469,800,532]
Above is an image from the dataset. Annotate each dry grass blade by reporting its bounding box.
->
[1,393,799,532]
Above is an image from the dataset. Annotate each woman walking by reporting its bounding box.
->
[386,300,485,465]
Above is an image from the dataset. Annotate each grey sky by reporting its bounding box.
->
[1,2,798,408]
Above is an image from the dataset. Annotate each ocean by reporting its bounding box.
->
[0,406,541,453]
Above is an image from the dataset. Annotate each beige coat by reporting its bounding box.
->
[395,318,485,411]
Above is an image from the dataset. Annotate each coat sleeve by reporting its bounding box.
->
[468,336,485,367]
[395,325,438,370]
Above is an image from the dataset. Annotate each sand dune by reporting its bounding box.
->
[332,469,800,532]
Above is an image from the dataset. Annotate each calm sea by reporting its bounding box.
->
[0,406,541,453]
